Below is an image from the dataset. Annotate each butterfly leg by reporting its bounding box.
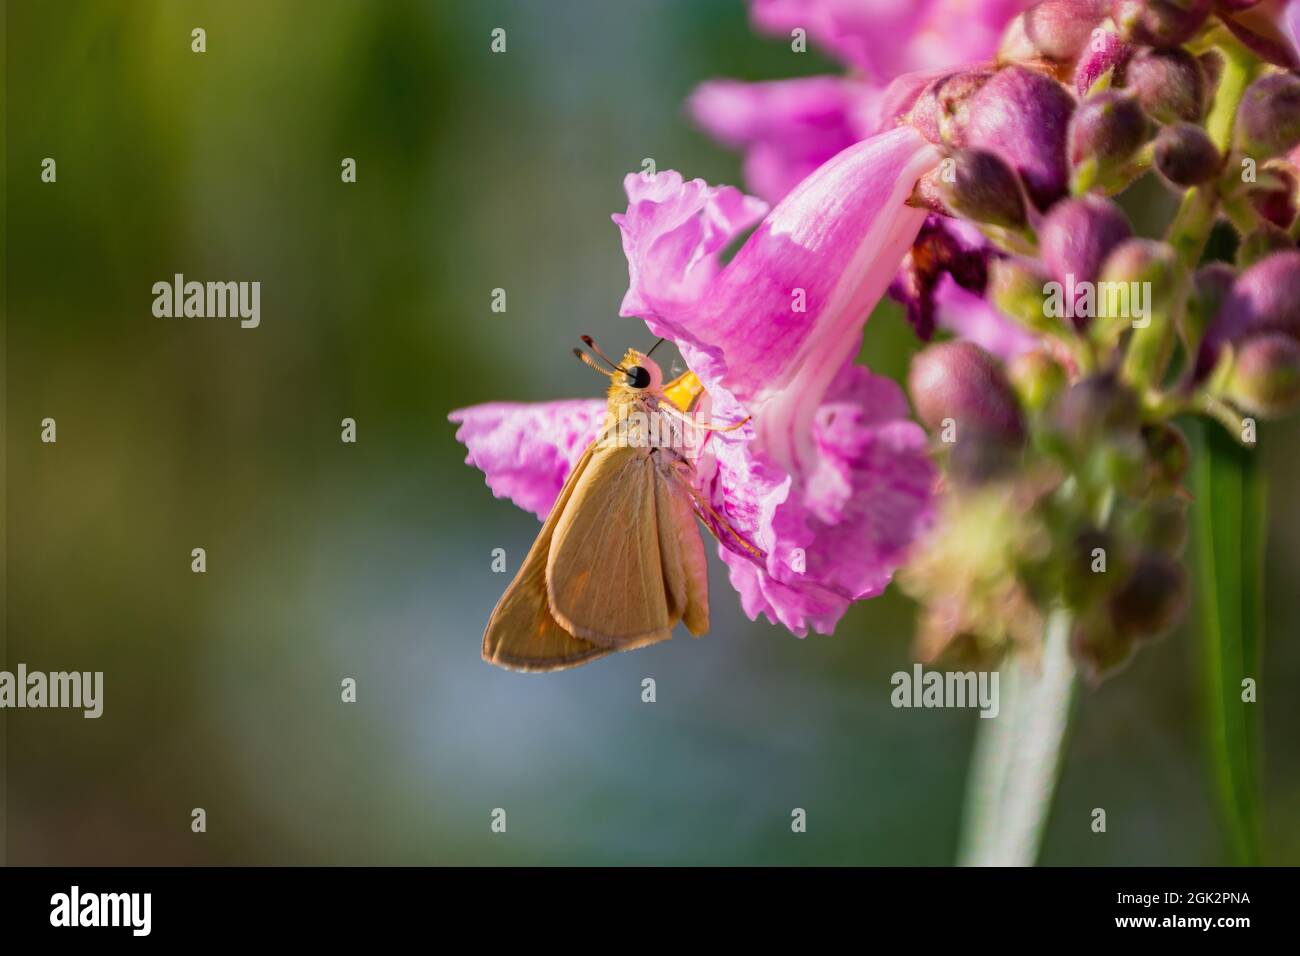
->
[667,461,766,561]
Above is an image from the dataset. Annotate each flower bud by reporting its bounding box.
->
[1213,250,1300,342]
[1185,261,1236,361]
[1248,163,1297,229]
[1099,236,1179,287]
[1054,371,1142,442]
[1236,223,1296,269]
[1040,197,1134,323]
[1065,527,1125,607]
[1108,551,1189,639]
[1112,0,1212,48]
[1224,332,1300,417]
[1024,0,1111,61]
[1074,27,1134,96]
[1123,47,1205,123]
[1137,494,1190,555]
[1141,421,1190,487]
[965,66,1076,210]
[990,256,1057,330]
[1153,122,1221,186]
[908,70,992,146]
[1068,92,1151,189]
[937,148,1029,229]
[908,341,1026,443]
[1008,349,1069,411]
[1073,619,1136,681]
[1097,238,1179,348]
[1237,72,1300,160]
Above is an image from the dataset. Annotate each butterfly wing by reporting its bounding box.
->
[548,443,710,649]
[656,461,709,637]
[482,443,612,672]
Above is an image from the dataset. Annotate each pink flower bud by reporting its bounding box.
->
[1238,72,1300,160]
[1225,332,1300,416]
[965,66,1077,210]
[1153,122,1222,185]
[1025,0,1111,61]
[1248,163,1298,228]
[1074,27,1134,97]
[908,70,993,146]
[1069,91,1151,181]
[938,148,1030,229]
[1124,47,1206,123]
[1108,551,1189,639]
[908,341,1026,443]
[1112,0,1213,48]
[1040,196,1134,324]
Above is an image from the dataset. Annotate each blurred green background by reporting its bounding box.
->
[4,0,1299,865]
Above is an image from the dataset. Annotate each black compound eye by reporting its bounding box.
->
[625,365,651,389]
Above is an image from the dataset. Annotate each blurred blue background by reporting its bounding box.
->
[4,0,1298,865]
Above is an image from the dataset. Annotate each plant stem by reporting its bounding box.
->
[958,607,1077,866]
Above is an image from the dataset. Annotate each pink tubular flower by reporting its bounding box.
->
[452,126,942,636]
[690,0,1032,205]
[690,0,1040,362]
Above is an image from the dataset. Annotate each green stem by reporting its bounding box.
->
[1204,37,1256,155]
[958,607,1077,867]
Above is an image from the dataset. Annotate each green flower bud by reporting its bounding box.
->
[1153,122,1221,186]
[1097,239,1179,383]
[1224,333,1300,417]
[990,256,1056,332]
[1007,349,1069,412]
[1236,223,1297,269]
[1237,72,1300,161]
[1054,371,1142,445]
[937,148,1029,229]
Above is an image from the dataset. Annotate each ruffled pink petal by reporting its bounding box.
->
[688,76,866,203]
[713,365,935,635]
[448,400,605,520]
[614,170,768,334]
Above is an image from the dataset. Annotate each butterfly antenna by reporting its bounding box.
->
[580,335,627,372]
[646,337,667,358]
[573,348,614,377]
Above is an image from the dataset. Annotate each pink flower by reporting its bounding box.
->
[1218,0,1300,70]
[750,0,1029,81]
[452,126,941,636]
[690,0,1032,205]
